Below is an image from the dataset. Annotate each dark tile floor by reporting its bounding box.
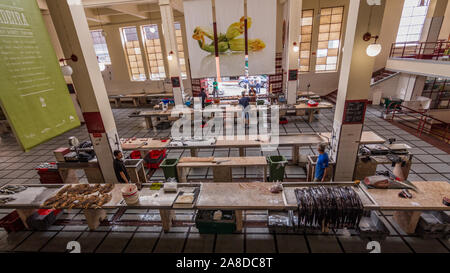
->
[0,105,448,253]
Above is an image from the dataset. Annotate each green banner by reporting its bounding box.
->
[0,0,80,151]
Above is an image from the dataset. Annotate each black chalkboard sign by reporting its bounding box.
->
[171,76,181,88]
[342,100,367,124]
[288,69,297,81]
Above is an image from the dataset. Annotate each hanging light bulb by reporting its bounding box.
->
[366,43,382,57]
[61,65,73,76]
[99,63,106,71]
[363,32,381,57]
[149,27,156,33]
[293,42,299,52]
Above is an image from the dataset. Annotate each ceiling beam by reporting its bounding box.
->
[169,0,183,13]
[82,0,157,8]
[107,4,149,19]
[85,8,111,24]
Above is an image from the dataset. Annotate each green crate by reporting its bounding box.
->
[160,158,179,181]
[267,155,287,182]
[195,210,236,234]
[383,98,403,109]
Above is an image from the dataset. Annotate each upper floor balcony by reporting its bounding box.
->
[386,41,450,79]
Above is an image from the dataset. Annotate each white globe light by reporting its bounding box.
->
[293,45,299,52]
[366,44,382,57]
[99,63,106,71]
[61,65,73,76]
[149,27,156,33]
[167,54,173,61]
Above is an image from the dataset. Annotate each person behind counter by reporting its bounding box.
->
[238,91,250,125]
[113,150,130,183]
[200,88,207,109]
[314,143,329,182]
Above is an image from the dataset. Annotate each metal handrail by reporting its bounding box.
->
[390,41,450,60]
[387,103,449,143]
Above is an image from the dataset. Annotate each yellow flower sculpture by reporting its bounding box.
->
[192,16,264,53]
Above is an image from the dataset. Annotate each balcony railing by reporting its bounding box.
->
[389,41,450,61]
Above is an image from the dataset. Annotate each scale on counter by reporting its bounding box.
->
[64,136,95,162]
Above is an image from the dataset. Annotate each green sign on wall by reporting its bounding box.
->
[0,0,80,151]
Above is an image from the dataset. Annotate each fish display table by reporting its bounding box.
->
[0,181,447,234]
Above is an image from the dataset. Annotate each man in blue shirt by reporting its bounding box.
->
[314,143,329,182]
[238,91,250,125]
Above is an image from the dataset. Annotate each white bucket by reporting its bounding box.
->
[121,184,140,205]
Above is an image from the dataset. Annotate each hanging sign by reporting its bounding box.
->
[0,0,80,151]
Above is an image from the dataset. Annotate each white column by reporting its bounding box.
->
[47,0,120,183]
[284,0,302,105]
[159,0,184,106]
[331,0,385,181]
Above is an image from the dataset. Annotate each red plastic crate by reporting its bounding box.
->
[0,210,25,233]
[145,149,166,169]
[130,150,142,159]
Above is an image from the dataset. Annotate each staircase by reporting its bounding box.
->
[323,89,338,104]
[322,68,399,104]
[371,68,399,86]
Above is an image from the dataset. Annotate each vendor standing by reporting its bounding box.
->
[314,143,329,182]
[113,150,130,183]
[238,91,250,125]
[200,88,207,109]
[212,80,219,98]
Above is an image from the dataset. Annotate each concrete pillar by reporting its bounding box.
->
[159,0,184,106]
[284,0,302,105]
[421,0,448,54]
[438,1,450,40]
[330,0,385,181]
[373,0,404,71]
[47,0,120,183]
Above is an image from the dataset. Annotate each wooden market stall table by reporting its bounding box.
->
[57,161,104,184]
[176,156,268,182]
[287,102,334,123]
[109,93,174,108]
[354,154,413,181]
[121,131,384,164]
[359,181,450,233]
[131,105,265,130]
[196,182,286,232]
[1,181,447,234]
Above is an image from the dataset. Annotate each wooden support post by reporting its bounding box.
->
[115,98,121,108]
[177,166,188,182]
[58,168,79,184]
[292,145,299,165]
[239,147,245,157]
[132,98,139,107]
[160,209,174,232]
[16,209,36,229]
[393,210,422,234]
[308,110,314,123]
[84,209,107,231]
[190,148,198,157]
[263,166,267,182]
[84,168,105,183]
[235,209,243,233]
[145,117,154,130]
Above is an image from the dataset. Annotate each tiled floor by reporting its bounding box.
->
[0,105,448,253]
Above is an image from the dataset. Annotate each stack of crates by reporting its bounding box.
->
[36,163,63,184]
[145,149,167,169]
